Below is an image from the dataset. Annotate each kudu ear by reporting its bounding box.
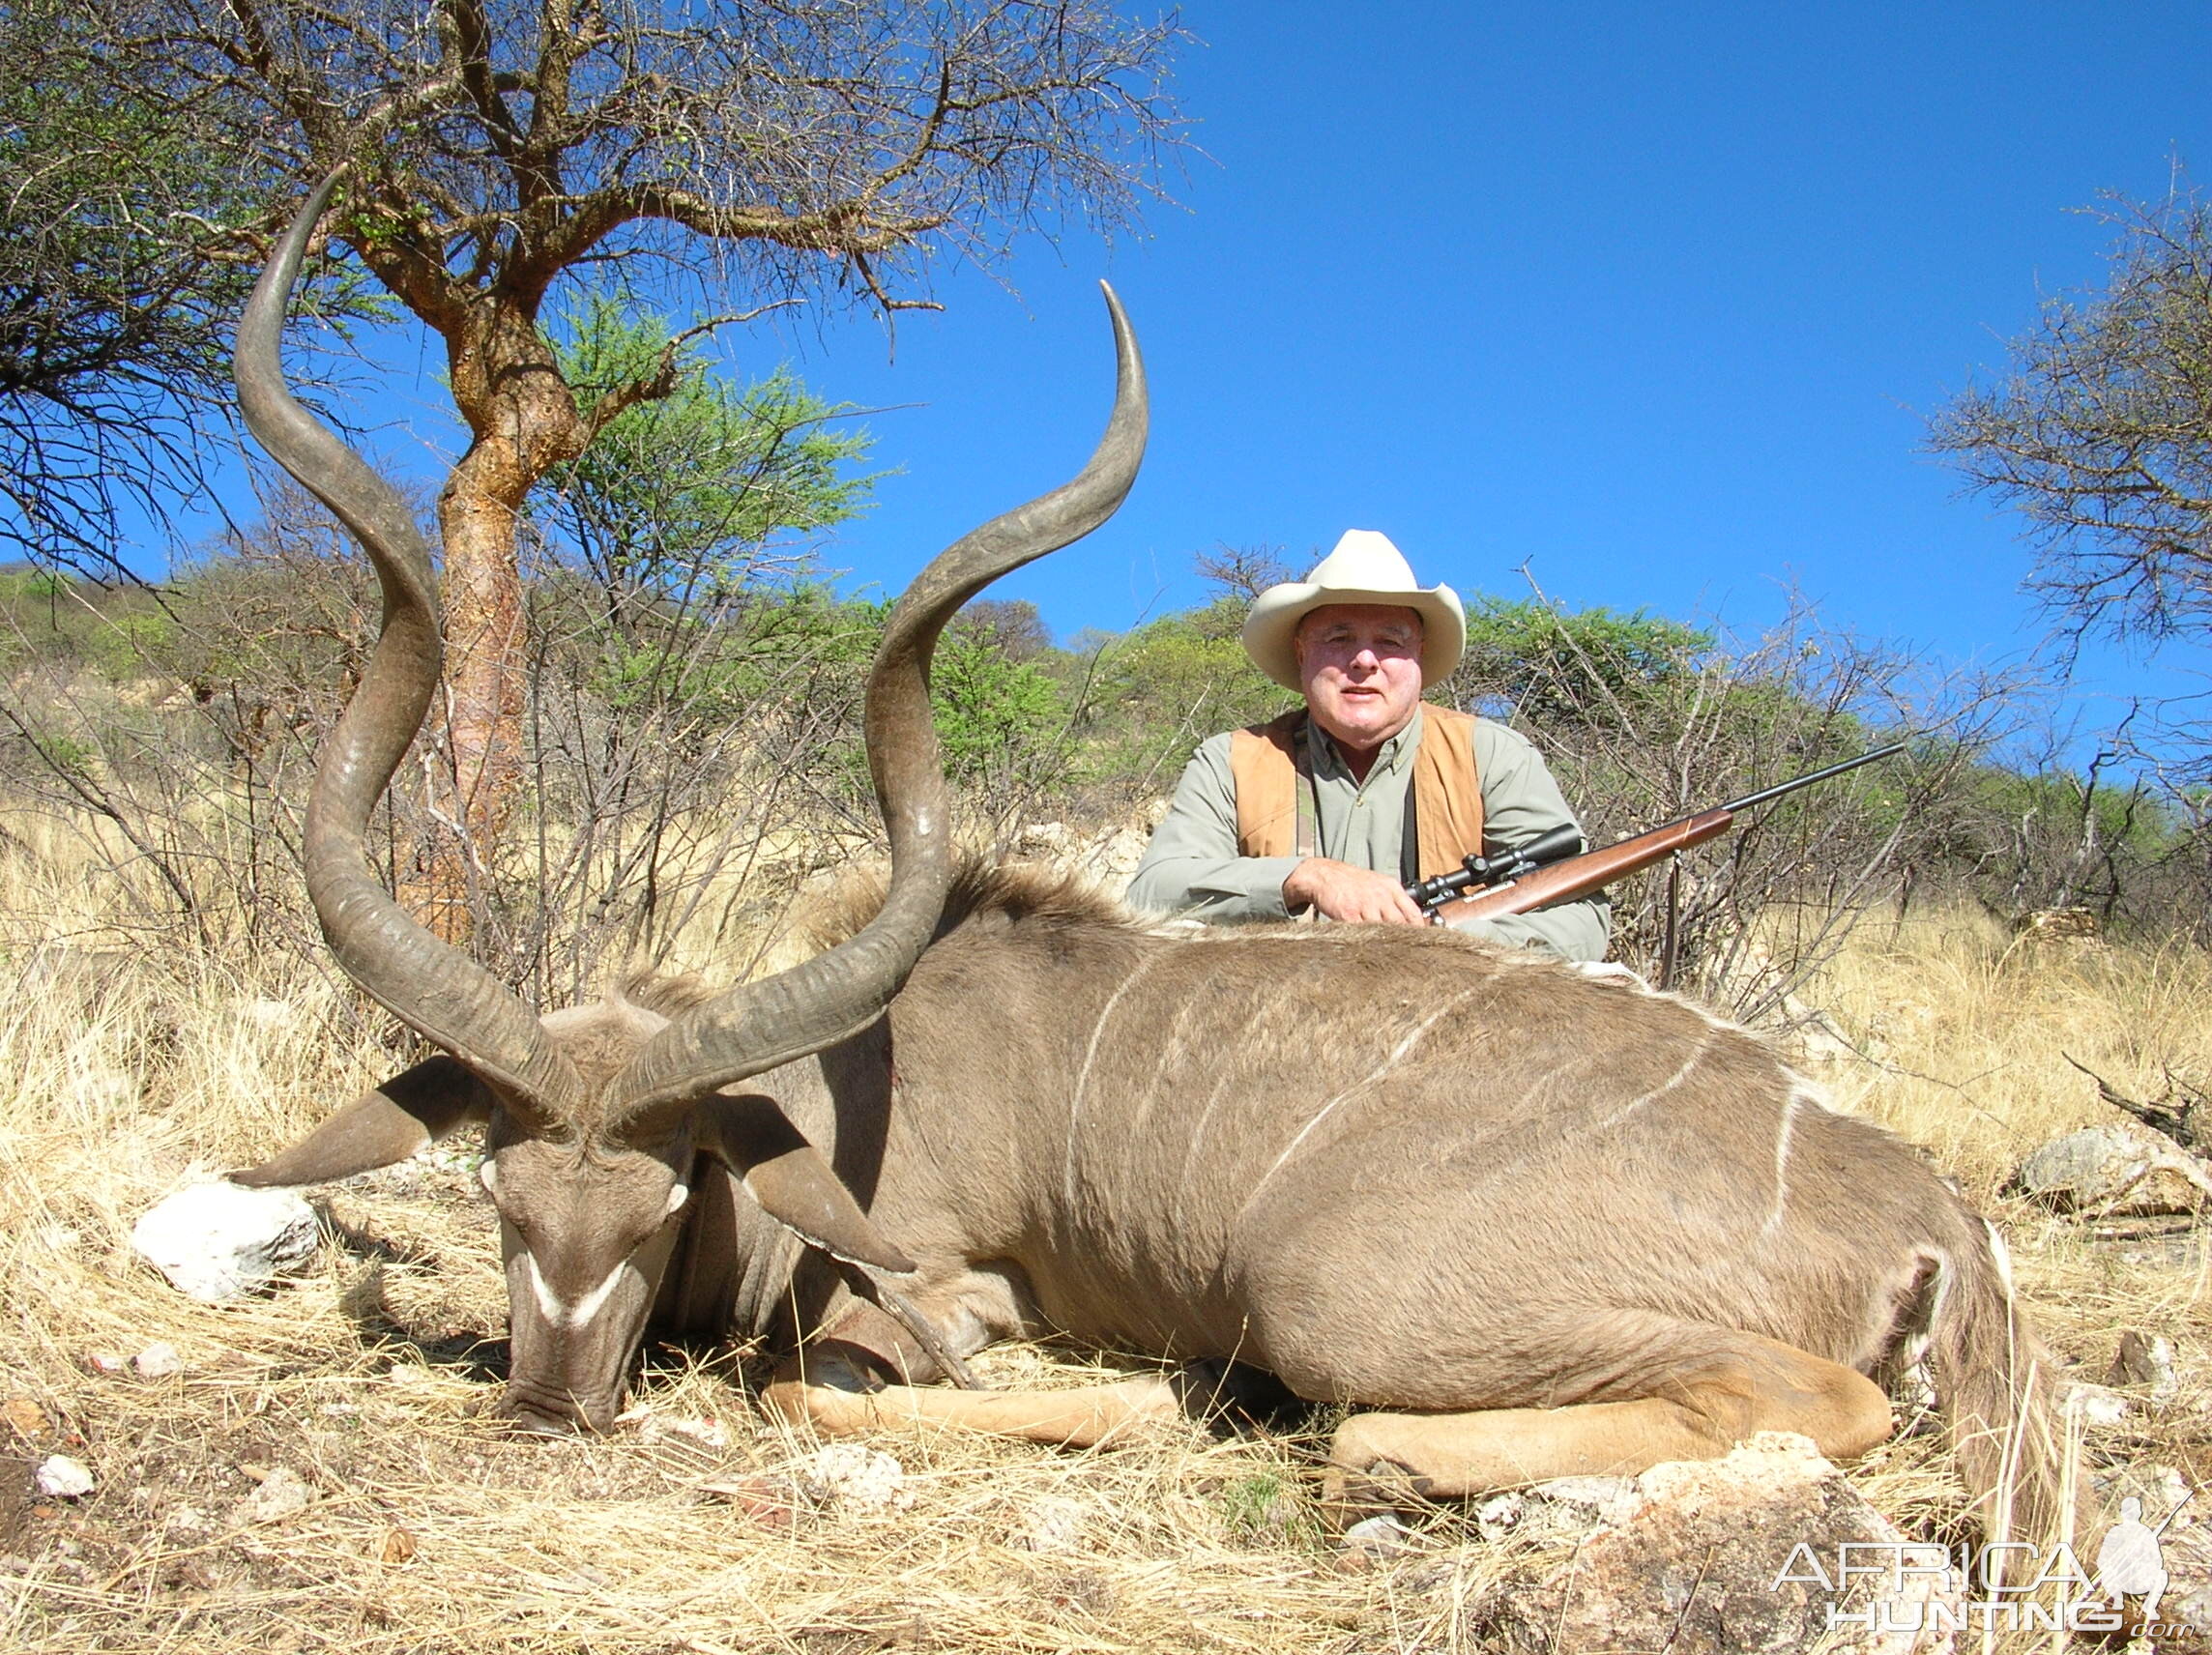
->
[231,1057,494,1187]
[695,1093,917,1275]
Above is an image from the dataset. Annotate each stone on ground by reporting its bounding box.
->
[1479,1434,1959,1655]
[131,1181,319,1301]
[2013,1122,2212,1217]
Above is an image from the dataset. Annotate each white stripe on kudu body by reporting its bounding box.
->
[1596,1034,1709,1130]
[1063,951,1163,1205]
[1763,1091,1803,1234]
[1237,987,1485,1221]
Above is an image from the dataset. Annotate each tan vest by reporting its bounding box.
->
[1226,706,1483,882]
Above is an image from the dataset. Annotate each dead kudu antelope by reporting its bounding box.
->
[234,179,2079,1550]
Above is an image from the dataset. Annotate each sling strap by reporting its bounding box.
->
[1227,706,1483,882]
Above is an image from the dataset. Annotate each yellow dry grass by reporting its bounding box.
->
[1,824,2207,1653]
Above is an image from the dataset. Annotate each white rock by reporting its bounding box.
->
[131,1182,319,1301]
[1524,1473,1645,1529]
[236,998,299,1031]
[1472,1491,1528,1542]
[2063,1382,2131,1428]
[803,1443,910,1512]
[1342,1513,1415,1555]
[2013,1123,2212,1217]
[1016,1494,1089,1553]
[132,1343,183,1379]
[243,1466,313,1524]
[35,1455,95,1498]
[164,1504,210,1537]
[639,1412,731,1450]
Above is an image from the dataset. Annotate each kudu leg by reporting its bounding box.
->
[762,1345,1181,1448]
[1324,1325,1892,1512]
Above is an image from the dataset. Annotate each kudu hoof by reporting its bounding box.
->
[495,1396,591,1438]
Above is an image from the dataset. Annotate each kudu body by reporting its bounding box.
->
[233,181,2076,1546]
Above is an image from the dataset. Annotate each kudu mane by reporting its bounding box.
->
[808,858,1150,953]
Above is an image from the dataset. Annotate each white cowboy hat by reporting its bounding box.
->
[1240,530,1467,691]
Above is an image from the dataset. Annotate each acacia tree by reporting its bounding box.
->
[1931,190,2212,645]
[0,0,306,570]
[97,0,1180,934]
[1929,187,2212,787]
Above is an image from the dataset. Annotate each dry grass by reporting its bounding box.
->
[2,832,2208,1652]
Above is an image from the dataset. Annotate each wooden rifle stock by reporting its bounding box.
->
[1431,808,1735,926]
[1416,741,1906,927]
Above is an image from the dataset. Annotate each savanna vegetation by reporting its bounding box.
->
[5,454,2210,1649]
[4,3,2212,1648]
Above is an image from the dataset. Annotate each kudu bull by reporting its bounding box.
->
[233,178,2077,1546]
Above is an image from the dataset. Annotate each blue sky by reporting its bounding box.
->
[222,2,2212,752]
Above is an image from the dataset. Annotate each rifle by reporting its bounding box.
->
[1408,742,1907,925]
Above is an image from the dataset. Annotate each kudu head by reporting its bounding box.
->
[228,174,1147,1432]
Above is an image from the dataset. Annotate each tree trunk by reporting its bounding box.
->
[406,294,594,947]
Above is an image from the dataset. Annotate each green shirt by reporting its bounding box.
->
[1125,707,1611,963]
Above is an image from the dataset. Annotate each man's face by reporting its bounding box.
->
[1295,604,1426,754]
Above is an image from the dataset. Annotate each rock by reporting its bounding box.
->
[635,1410,730,1450]
[163,1504,210,1537]
[1341,1513,1415,1556]
[3,1396,46,1438]
[1016,822,1075,857]
[1473,1491,1524,1543]
[2108,1330,2181,1405]
[1012,818,1157,897]
[1081,824,1153,894]
[1015,1494,1090,1553]
[35,1456,95,1498]
[802,1443,909,1513]
[131,1182,319,1300]
[1469,1473,1647,1546]
[2011,1123,2212,1217]
[2062,1382,2131,1428]
[132,1343,183,1379]
[241,1466,313,1524]
[1520,1474,1644,1532]
[1480,1434,1959,1655]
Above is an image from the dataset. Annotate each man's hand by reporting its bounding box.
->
[1282,858,1428,925]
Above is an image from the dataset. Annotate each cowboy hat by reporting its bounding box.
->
[1240,530,1466,691]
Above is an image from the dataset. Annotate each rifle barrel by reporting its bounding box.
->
[1720,741,1906,815]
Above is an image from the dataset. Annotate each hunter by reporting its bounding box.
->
[1126,531,1611,962]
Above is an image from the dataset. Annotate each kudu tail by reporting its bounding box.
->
[1928,1221,2086,1553]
